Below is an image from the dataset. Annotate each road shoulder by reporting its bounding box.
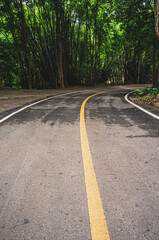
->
[125,92,159,120]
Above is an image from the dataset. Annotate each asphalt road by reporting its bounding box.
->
[0,86,159,240]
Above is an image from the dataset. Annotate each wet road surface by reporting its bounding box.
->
[0,86,159,240]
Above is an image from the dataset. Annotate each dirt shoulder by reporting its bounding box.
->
[0,87,91,114]
[129,95,159,107]
[129,93,159,117]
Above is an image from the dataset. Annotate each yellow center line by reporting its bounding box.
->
[80,89,117,240]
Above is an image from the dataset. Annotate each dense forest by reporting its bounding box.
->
[0,0,159,89]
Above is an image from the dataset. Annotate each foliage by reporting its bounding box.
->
[133,87,159,97]
[0,0,158,89]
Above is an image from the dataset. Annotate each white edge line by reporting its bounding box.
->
[0,90,91,124]
[125,91,159,121]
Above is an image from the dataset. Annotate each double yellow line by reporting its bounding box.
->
[80,90,115,240]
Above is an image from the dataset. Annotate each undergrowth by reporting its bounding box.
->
[133,86,159,98]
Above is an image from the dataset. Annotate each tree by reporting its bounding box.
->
[155,0,159,40]
[0,72,2,90]
[155,0,159,83]
[19,0,32,89]
[0,0,158,89]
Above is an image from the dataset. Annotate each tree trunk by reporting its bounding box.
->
[137,54,142,84]
[75,21,81,66]
[156,65,159,83]
[45,45,57,88]
[85,0,89,80]
[124,48,130,84]
[152,45,156,85]
[7,1,26,88]
[20,0,32,89]
[155,0,159,40]
[0,73,2,90]
[56,10,64,89]
[90,28,94,85]
[94,0,99,86]
[94,35,98,86]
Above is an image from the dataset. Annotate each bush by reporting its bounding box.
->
[133,87,159,97]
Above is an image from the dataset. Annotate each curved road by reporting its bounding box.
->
[0,86,159,240]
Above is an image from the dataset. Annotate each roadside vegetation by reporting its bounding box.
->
[131,85,159,105]
[0,0,159,90]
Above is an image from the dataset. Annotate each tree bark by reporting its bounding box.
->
[152,45,156,85]
[94,0,99,86]
[137,54,142,84]
[85,0,89,80]
[56,10,64,89]
[124,49,129,84]
[20,0,32,89]
[45,45,57,88]
[155,0,159,40]
[75,21,81,66]
[156,65,159,82]
[90,28,94,85]
[0,73,2,90]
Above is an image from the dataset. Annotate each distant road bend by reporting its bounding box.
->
[0,86,159,240]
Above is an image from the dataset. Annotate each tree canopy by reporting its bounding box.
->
[0,0,159,89]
